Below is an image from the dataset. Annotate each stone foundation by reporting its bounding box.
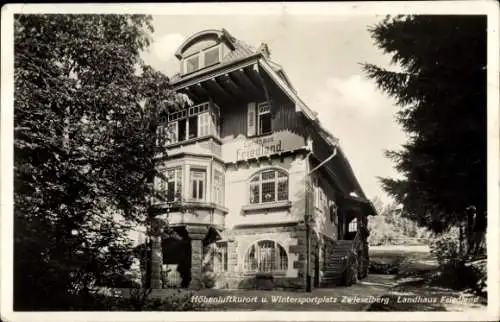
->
[205,223,308,290]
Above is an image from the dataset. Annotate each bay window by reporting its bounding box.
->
[165,167,182,202]
[190,168,206,201]
[213,170,225,206]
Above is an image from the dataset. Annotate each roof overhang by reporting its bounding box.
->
[258,59,370,203]
[171,55,265,105]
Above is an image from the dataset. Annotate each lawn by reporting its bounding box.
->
[366,244,487,312]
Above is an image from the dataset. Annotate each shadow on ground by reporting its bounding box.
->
[365,246,487,312]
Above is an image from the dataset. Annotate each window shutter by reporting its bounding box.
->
[247,102,256,137]
[168,121,178,144]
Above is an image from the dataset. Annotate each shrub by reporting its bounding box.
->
[139,290,207,311]
[429,228,487,297]
[201,271,218,289]
[465,259,487,297]
[368,261,401,275]
[429,227,465,266]
[68,289,208,311]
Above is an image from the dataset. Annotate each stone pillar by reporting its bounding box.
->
[190,239,203,290]
[150,217,165,289]
[186,225,209,290]
[150,235,163,289]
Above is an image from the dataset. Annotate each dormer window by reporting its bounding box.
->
[182,44,222,75]
[185,55,199,74]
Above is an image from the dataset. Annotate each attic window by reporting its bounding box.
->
[204,47,221,67]
[183,44,221,74]
[185,55,199,74]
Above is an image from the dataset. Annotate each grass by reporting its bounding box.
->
[365,245,487,312]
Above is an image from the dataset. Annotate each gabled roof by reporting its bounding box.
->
[169,29,375,211]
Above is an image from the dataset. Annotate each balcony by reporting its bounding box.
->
[156,101,222,159]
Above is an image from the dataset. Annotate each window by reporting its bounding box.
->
[244,240,288,273]
[185,55,199,74]
[313,178,328,211]
[198,112,211,137]
[188,116,198,139]
[178,119,187,142]
[213,170,225,206]
[214,242,228,273]
[190,168,206,201]
[249,169,288,204]
[165,167,182,202]
[183,45,221,74]
[257,102,272,135]
[348,218,357,232]
[165,102,220,144]
[204,47,220,67]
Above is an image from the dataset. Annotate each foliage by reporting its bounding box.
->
[363,15,487,233]
[62,289,207,311]
[14,14,186,310]
[429,227,465,266]
[368,261,402,275]
[368,198,430,246]
[466,259,487,297]
[428,228,486,297]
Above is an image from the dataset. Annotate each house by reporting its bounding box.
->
[148,29,376,291]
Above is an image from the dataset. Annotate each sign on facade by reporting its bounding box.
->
[222,130,306,162]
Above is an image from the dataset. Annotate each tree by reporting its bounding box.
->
[14,14,186,309]
[363,15,487,237]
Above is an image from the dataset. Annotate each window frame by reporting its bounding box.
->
[249,169,289,205]
[348,218,358,233]
[214,241,228,273]
[243,240,288,274]
[189,167,207,202]
[256,101,272,136]
[164,102,220,144]
[213,169,225,206]
[162,167,183,203]
[182,44,222,75]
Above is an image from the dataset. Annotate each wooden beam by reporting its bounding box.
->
[189,85,208,101]
[194,83,210,97]
[214,77,236,97]
[184,86,201,102]
[247,65,271,103]
[217,75,240,96]
[234,69,260,95]
[205,78,231,100]
[243,65,262,89]
[199,81,228,104]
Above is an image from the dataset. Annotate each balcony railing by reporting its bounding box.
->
[157,101,221,147]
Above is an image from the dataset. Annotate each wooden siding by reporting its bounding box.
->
[220,73,307,140]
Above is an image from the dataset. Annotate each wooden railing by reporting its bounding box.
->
[340,229,361,285]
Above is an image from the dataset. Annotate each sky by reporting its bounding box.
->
[140,14,408,203]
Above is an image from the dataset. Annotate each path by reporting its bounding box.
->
[366,244,487,311]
